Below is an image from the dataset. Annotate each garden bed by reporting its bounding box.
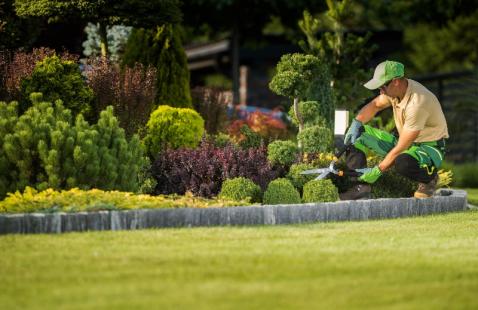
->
[0,189,467,234]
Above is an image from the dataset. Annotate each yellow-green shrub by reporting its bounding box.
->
[143,105,204,157]
[0,187,248,214]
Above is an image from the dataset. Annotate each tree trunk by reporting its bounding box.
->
[294,97,304,150]
[98,22,109,58]
[293,97,304,132]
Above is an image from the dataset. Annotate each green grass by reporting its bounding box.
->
[465,188,478,205]
[1,211,478,310]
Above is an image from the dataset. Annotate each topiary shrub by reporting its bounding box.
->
[143,105,205,157]
[20,55,94,116]
[219,177,262,203]
[286,163,316,193]
[288,101,328,128]
[297,125,333,153]
[267,140,299,166]
[302,179,339,203]
[0,93,146,199]
[263,178,301,205]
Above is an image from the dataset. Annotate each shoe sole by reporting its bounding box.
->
[414,191,432,198]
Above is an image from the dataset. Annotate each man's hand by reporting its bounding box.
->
[356,166,382,184]
[344,119,363,145]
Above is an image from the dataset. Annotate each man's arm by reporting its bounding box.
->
[378,128,420,172]
[355,94,391,124]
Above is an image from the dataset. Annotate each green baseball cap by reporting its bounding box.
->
[363,60,405,90]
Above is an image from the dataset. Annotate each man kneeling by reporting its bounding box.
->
[340,60,449,200]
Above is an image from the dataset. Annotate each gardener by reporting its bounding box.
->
[340,60,449,200]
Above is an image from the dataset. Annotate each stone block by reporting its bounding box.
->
[25,213,46,234]
[263,206,276,225]
[4,214,25,234]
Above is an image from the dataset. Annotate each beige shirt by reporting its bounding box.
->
[384,79,449,142]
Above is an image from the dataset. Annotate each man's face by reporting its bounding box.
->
[379,79,394,96]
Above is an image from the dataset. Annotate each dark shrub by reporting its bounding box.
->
[151,141,282,198]
[0,48,78,102]
[84,58,157,137]
[191,87,229,134]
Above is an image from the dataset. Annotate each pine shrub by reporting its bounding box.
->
[263,178,301,205]
[20,55,93,116]
[302,179,339,203]
[297,125,333,153]
[219,177,262,203]
[267,140,299,166]
[152,141,282,198]
[143,105,205,157]
[0,93,145,199]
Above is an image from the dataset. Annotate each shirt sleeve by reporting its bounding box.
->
[403,102,429,131]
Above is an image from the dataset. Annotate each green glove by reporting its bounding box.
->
[344,119,363,145]
[356,166,382,184]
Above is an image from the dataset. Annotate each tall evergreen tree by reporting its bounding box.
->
[122,24,192,108]
[298,0,375,110]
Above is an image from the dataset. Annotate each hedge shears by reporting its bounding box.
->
[300,143,361,180]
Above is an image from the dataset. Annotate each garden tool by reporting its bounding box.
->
[300,143,360,180]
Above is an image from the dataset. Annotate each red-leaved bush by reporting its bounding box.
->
[0,48,78,101]
[151,140,284,198]
[228,111,289,145]
[84,57,157,136]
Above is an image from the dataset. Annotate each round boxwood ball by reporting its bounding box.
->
[302,179,339,203]
[263,178,301,205]
[219,177,262,203]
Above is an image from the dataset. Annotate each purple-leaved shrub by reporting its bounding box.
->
[151,140,283,198]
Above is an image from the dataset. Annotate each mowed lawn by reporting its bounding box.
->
[1,211,478,310]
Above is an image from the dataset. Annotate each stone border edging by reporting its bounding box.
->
[0,189,468,235]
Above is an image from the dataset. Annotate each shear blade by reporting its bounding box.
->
[315,171,331,180]
[300,168,328,175]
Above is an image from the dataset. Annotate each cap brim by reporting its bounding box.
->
[363,78,384,90]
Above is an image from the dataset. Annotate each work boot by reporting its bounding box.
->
[339,183,372,201]
[414,174,439,198]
